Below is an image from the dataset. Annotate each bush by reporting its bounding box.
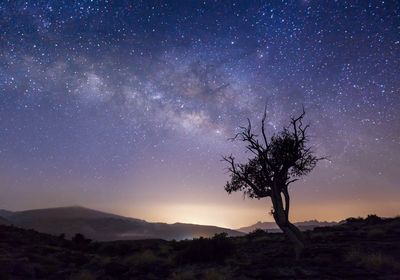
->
[71,233,92,250]
[72,233,91,244]
[203,268,233,280]
[365,214,383,225]
[175,233,235,264]
[124,249,171,277]
[170,270,196,280]
[346,215,383,226]
[98,242,135,256]
[345,248,400,271]
[345,217,364,224]
[170,268,233,280]
[247,228,267,241]
[69,270,97,280]
[367,228,386,238]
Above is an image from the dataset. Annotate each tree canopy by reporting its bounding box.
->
[224,108,321,200]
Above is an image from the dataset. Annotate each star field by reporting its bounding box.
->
[0,1,399,227]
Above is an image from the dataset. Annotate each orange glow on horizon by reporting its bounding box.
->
[108,197,400,229]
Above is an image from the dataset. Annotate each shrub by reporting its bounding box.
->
[345,217,364,224]
[170,268,233,280]
[69,270,97,280]
[203,268,233,280]
[71,233,92,250]
[367,228,386,238]
[72,233,91,245]
[98,242,135,256]
[345,248,400,271]
[136,249,158,265]
[170,270,196,280]
[365,214,383,225]
[247,228,267,241]
[175,233,235,264]
[124,249,171,277]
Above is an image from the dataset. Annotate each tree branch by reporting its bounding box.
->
[261,106,268,148]
[222,155,270,198]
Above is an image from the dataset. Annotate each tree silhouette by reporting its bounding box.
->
[223,108,323,259]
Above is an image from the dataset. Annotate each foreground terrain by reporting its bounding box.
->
[0,215,399,279]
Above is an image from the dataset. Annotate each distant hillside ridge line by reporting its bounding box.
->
[0,206,243,241]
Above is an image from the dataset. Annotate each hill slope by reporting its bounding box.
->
[3,206,243,241]
[0,209,14,219]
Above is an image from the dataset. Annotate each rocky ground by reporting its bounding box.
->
[0,215,399,279]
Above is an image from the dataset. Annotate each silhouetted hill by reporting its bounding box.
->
[0,209,14,219]
[238,220,339,233]
[2,206,243,241]
[1,215,399,279]
[11,206,132,220]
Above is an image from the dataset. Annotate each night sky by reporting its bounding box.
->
[1,1,399,228]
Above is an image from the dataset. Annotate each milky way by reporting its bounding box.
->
[0,1,399,227]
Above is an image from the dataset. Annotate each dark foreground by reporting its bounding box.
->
[1,215,399,279]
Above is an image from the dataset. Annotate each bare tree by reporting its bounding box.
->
[223,107,323,259]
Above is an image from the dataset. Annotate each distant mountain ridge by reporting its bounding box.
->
[237,220,339,233]
[0,206,243,241]
[0,216,11,225]
[0,209,14,219]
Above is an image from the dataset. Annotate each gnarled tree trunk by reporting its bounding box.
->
[271,186,304,260]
